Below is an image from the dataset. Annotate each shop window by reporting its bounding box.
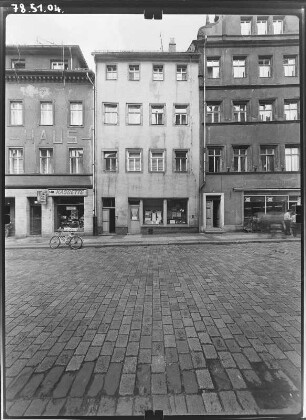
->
[285,146,300,171]
[127,104,142,125]
[233,57,246,78]
[233,102,247,122]
[106,64,117,80]
[207,58,220,79]
[167,199,188,224]
[129,64,140,81]
[143,199,163,225]
[175,150,188,172]
[153,64,164,81]
[284,101,298,120]
[233,147,248,172]
[40,148,53,174]
[104,103,118,125]
[208,147,222,172]
[40,102,53,125]
[69,102,83,126]
[259,56,272,77]
[283,56,297,77]
[104,151,118,171]
[69,148,83,173]
[206,103,221,123]
[51,60,68,70]
[9,148,24,174]
[150,150,165,172]
[241,18,252,35]
[176,64,187,81]
[10,101,23,125]
[56,196,84,231]
[174,105,189,125]
[151,104,165,125]
[260,146,275,171]
[127,150,142,172]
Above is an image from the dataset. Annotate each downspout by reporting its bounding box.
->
[200,36,207,231]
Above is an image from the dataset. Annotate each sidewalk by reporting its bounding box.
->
[5,231,301,249]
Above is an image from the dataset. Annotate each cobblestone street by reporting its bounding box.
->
[5,242,301,416]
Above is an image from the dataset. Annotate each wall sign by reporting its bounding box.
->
[48,189,88,196]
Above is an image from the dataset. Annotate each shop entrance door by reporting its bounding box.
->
[129,205,141,234]
[205,194,223,229]
[102,208,116,233]
[30,202,41,235]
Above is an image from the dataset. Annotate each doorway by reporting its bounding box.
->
[102,197,116,234]
[128,200,141,234]
[204,194,224,230]
[29,198,41,235]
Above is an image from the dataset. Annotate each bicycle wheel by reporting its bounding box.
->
[49,236,60,249]
[69,235,83,250]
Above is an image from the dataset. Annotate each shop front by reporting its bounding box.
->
[4,197,15,237]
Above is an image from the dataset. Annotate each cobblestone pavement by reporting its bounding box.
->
[5,243,301,417]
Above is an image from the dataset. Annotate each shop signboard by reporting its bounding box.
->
[37,190,48,204]
[48,189,88,196]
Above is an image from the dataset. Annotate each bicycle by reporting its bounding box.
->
[49,229,83,250]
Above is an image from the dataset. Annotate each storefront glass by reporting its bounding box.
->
[55,197,84,231]
[143,199,163,225]
[167,199,188,224]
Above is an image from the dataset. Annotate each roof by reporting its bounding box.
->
[92,50,200,63]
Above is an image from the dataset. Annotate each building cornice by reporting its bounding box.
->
[93,51,200,63]
[5,69,95,83]
[200,83,300,90]
[193,35,299,49]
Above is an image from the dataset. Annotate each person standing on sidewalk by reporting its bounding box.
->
[283,209,292,235]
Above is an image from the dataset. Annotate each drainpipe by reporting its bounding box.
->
[200,35,207,231]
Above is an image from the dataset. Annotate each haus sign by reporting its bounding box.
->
[48,189,88,196]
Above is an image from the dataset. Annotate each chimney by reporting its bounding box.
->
[169,38,176,52]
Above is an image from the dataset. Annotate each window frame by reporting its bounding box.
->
[128,64,140,81]
[273,17,284,34]
[150,104,166,126]
[103,103,119,125]
[285,145,300,171]
[206,57,220,79]
[260,146,276,172]
[51,60,68,70]
[69,101,84,127]
[257,17,268,35]
[233,146,248,172]
[174,150,188,173]
[103,150,118,172]
[153,64,164,81]
[233,57,247,78]
[11,59,25,69]
[258,56,272,78]
[283,55,297,77]
[233,101,248,122]
[126,103,142,125]
[8,147,24,174]
[149,149,166,172]
[240,17,252,35]
[106,64,118,80]
[206,102,221,123]
[259,101,274,121]
[40,101,54,126]
[9,100,23,126]
[208,147,223,173]
[176,64,188,81]
[39,148,54,174]
[126,149,142,172]
[174,104,189,126]
[69,148,84,174]
[284,100,299,120]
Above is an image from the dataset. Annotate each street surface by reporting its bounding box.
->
[5,242,301,416]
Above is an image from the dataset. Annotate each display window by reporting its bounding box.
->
[167,199,188,224]
[143,199,163,225]
[55,197,84,231]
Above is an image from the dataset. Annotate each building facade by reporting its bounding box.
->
[189,15,300,231]
[93,47,200,234]
[5,45,94,237]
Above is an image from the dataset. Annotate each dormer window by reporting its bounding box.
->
[11,59,25,69]
[51,60,68,70]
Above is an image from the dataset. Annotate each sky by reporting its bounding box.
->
[6,14,207,70]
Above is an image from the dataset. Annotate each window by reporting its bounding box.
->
[241,18,252,35]
[104,151,117,171]
[257,17,268,34]
[127,104,142,125]
[127,150,142,172]
[10,101,23,125]
[174,105,188,125]
[104,103,118,125]
[283,56,297,76]
[167,199,188,224]
[51,60,68,70]
[233,102,247,122]
[206,103,221,123]
[40,102,53,125]
[9,148,24,174]
[175,150,188,172]
[151,105,165,125]
[273,18,284,34]
[153,65,164,81]
[259,102,273,121]
[128,64,140,81]
[260,147,275,171]
[143,199,163,225]
[208,147,222,172]
[69,148,83,174]
[40,148,53,174]
[233,57,246,78]
[106,64,117,80]
[176,65,187,81]
[11,59,25,69]
[259,57,272,77]
[150,150,165,172]
[233,147,248,172]
[284,101,298,120]
[207,58,220,79]
[285,146,300,171]
[69,102,83,126]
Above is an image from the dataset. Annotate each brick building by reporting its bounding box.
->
[93,43,200,235]
[189,15,300,231]
[5,45,94,237]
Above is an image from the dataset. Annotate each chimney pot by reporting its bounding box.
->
[169,38,176,52]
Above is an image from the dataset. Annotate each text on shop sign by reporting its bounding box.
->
[48,189,87,196]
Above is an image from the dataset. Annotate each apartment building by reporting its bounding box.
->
[5,45,94,237]
[93,44,200,234]
[189,15,300,231]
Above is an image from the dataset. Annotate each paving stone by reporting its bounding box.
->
[94,355,110,373]
[69,362,94,397]
[207,359,231,390]
[126,342,140,356]
[139,349,152,364]
[179,353,193,370]
[6,399,31,417]
[164,335,176,347]
[119,373,136,395]
[136,364,151,396]
[123,356,137,373]
[186,394,205,414]
[53,372,75,398]
[202,391,223,413]
[24,398,49,416]
[66,355,84,371]
[37,366,65,397]
[152,355,166,372]
[103,363,122,396]
[133,396,152,415]
[55,349,74,366]
[166,364,181,393]
[112,347,126,362]
[196,369,214,389]
[85,346,100,362]
[152,373,167,394]
[35,356,57,373]
[226,368,247,389]
[182,371,198,394]
[237,390,259,413]
[6,367,34,399]
[219,390,243,413]
[44,398,66,416]
[232,353,252,370]
[116,396,134,416]
[191,351,206,368]
[203,344,218,359]
[242,369,262,387]
[87,374,104,397]
[19,373,44,397]
[153,395,171,414]
[176,340,189,354]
